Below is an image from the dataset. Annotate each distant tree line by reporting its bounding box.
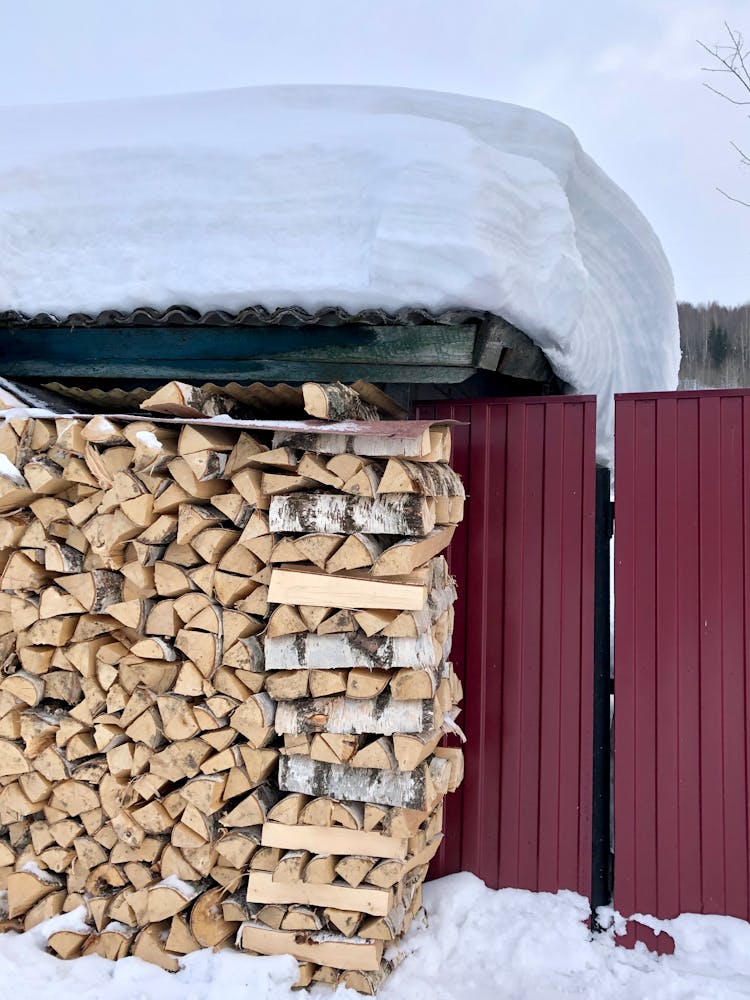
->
[679,302,750,388]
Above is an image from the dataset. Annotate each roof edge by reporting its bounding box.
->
[1,304,490,329]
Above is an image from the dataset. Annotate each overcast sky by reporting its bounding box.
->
[1,0,747,305]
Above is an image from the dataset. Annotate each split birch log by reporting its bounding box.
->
[296,454,344,490]
[190,885,238,947]
[272,424,448,460]
[325,534,383,574]
[341,960,402,995]
[316,609,356,635]
[307,668,348,697]
[359,880,423,940]
[335,855,376,888]
[372,526,456,577]
[265,632,440,671]
[310,732,360,764]
[220,783,278,827]
[349,381,408,420]
[7,867,62,918]
[178,423,237,456]
[303,854,339,884]
[47,929,89,959]
[278,754,450,811]
[389,665,441,700]
[341,463,383,499]
[302,382,379,422]
[377,458,465,497]
[392,727,445,771]
[435,746,465,792]
[274,694,440,736]
[265,670,309,701]
[293,533,345,569]
[349,737,398,771]
[140,381,238,419]
[58,571,123,613]
[269,493,435,537]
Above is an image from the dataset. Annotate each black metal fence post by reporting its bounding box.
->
[591,465,613,925]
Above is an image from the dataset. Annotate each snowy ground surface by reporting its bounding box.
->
[0,86,679,462]
[2,872,749,999]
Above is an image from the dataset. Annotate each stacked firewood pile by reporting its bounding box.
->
[0,379,465,993]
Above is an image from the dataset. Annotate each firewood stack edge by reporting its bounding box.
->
[0,379,465,993]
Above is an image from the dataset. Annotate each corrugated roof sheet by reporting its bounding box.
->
[1,304,488,329]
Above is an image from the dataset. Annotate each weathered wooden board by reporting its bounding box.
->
[4,323,474,375]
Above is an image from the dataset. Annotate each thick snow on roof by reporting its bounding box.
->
[0,85,680,460]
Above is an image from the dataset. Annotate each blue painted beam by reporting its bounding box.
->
[3,323,478,382]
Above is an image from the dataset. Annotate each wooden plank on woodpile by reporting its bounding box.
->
[261,821,407,860]
[268,567,428,612]
[246,870,392,916]
[239,923,383,971]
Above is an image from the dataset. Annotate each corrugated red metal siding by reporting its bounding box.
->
[417,396,596,896]
[615,389,750,945]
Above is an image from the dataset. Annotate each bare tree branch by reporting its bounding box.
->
[717,187,750,208]
[699,24,750,206]
[702,82,750,105]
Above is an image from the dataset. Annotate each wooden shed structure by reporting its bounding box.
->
[1,303,609,914]
[3,306,556,405]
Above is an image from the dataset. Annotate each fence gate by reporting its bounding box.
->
[614,389,750,950]
[417,395,597,896]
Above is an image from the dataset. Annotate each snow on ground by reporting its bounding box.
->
[2,873,750,1000]
[0,86,679,462]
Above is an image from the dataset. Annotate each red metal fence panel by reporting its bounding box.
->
[417,395,596,896]
[615,389,750,946]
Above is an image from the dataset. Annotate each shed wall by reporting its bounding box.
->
[417,395,596,896]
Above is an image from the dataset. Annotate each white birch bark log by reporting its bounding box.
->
[269,493,434,536]
[264,632,440,671]
[274,693,438,736]
[278,754,450,810]
[378,459,465,497]
[271,428,432,459]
